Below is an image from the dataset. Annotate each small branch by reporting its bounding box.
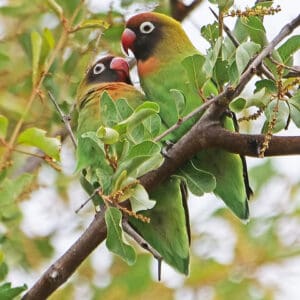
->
[122,219,162,260]
[75,188,100,214]
[284,66,300,78]
[154,97,216,142]
[48,91,77,148]
[122,219,162,280]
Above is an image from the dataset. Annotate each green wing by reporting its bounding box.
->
[129,177,190,274]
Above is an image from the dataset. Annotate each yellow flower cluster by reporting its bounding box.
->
[226,5,281,18]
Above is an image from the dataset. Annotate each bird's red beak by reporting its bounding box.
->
[110,57,130,82]
[121,28,136,55]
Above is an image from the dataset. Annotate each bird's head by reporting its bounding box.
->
[121,12,187,62]
[84,55,131,85]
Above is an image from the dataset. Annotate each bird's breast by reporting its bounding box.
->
[137,56,161,77]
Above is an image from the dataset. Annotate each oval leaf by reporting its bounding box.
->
[18,127,61,161]
[31,31,42,85]
[105,207,136,265]
[0,115,8,139]
[236,41,261,78]
[130,184,156,212]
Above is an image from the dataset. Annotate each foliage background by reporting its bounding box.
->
[0,0,300,299]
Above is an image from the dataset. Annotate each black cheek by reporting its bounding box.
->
[133,26,161,61]
[86,69,118,85]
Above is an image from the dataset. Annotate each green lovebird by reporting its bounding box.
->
[122,12,252,220]
[75,55,190,275]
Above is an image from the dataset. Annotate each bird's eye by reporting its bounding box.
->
[139,21,155,34]
[93,63,105,75]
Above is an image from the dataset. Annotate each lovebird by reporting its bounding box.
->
[122,12,252,220]
[75,55,190,275]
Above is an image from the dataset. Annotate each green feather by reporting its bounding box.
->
[129,177,190,274]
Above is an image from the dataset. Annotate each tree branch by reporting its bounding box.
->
[170,0,204,21]
[22,12,300,300]
[22,212,107,300]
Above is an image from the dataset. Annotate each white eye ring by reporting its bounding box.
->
[140,21,155,34]
[93,63,105,75]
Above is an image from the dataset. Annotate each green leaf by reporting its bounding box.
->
[105,207,136,265]
[127,141,161,159]
[114,102,159,135]
[182,54,206,91]
[0,115,8,139]
[18,127,61,161]
[74,19,110,31]
[246,88,272,108]
[201,22,219,46]
[203,37,222,77]
[115,98,134,120]
[31,31,42,86]
[229,97,246,113]
[96,126,120,144]
[236,41,261,78]
[0,262,8,281]
[170,89,186,117]
[43,28,55,49]
[254,79,277,93]
[264,100,289,133]
[46,0,63,18]
[142,114,161,139]
[278,35,300,65]
[214,58,229,87]
[0,283,27,300]
[0,52,10,70]
[289,91,300,128]
[100,91,119,127]
[240,16,267,46]
[179,161,216,196]
[115,153,163,181]
[130,184,156,212]
[40,28,55,67]
[0,173,35,208]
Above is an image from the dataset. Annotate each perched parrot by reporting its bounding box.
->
[121,12,252,220]
[75,55,190,274]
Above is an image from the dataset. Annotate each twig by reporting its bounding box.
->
[75,187,101,214]
[122,219,163,280]
[154,97,216,142]
[48,91,77,148]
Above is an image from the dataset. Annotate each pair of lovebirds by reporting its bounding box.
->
[75,12,252,275]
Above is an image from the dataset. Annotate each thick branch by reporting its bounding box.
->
[22,213,107,300]
[209,127,300,157]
